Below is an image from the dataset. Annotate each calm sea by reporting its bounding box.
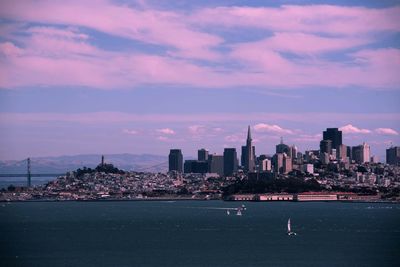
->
[0,201,399,267]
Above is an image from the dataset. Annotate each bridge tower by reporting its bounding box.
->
[27,158,31,187]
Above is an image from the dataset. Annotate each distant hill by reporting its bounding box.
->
[0,154,168,174]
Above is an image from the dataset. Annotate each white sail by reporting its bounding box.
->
[287,218,291,232]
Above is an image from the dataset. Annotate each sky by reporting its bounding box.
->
[0,0,399,161]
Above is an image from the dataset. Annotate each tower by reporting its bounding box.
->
[224,148,238,176]
[169,149,183,172]
[27,158,31,187]
[323,128,342,150]
[244,125,255,172]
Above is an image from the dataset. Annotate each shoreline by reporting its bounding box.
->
[1,198,399,204]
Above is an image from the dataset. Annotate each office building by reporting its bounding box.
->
[169,149,183,172]
[283,154,292,174]
[198,149,209,161]
[320,139,332,155]
[323,128,342,150]
[352,143,370,164]
[272,153,284,173]
[259,158,272,172]
[386,146,400,165]
[208,154,224,176]
[184,160,208,174]
[276,138,291,155]
[223,148,238,176]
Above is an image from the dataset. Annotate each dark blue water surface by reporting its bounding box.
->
[0,201,399,267]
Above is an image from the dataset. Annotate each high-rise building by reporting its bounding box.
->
[283,154,292,174]
[323,128,342,150]
[184,160,208,174]
[169,149,183,172]
[352,143,370,164]
[337,144,347,161]
[272,153,284,173]
[223,148,238,176]
[259,158,272,172]
[208,154,224,176]
[198,148,209,161]
[320,139,332,155]
[243,126,255,172]
[386,146,400,165]
[276,137,290,154]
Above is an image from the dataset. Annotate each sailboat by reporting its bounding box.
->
[236,208,242,216]
[287,218,297,236]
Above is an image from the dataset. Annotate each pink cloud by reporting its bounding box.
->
[194,5,400,35]
[0,2,399,90]
[339,124,371,134]
[0,0,222,61]
[235,33,371,56]
[254,123,294,135]
[375,128,399,135]
[157,128,175,135]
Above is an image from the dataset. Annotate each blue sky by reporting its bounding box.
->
[0,0,399,161]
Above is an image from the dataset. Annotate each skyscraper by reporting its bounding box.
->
[320,139,332,155]
[208,154,224,176]
[386,146,400,165]
[276,137,290,154]
[323,128,342,150]
[169,149,183,172]
[243,126,255,172]
[224,148,238,176]
[198,148,209,161]
[352,143,370,164]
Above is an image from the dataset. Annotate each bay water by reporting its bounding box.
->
[0,201,399,267]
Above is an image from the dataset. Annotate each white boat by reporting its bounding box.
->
[226,210,230,215]
[287,218,297,235]
[236,209,242,216]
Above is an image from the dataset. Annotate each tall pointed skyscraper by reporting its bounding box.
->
[244,125,255,172]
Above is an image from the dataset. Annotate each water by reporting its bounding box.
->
[0,201,399,267]
[0,177,55,189]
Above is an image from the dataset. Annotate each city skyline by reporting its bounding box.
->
[0,0,399,161]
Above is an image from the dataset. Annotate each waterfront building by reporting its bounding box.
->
[242,126,255,172]
[323,128,342,150]
[169,149,183,172]
[208,154,224,176]
[198,148,209,161]
[386,146,400,165]
[223,148,238,176]
[259,194,293,201]
[296,192,338,201]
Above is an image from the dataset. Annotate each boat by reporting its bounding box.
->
[236,209,242,216]
[287,218,297,236]
[226,210,230,215]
